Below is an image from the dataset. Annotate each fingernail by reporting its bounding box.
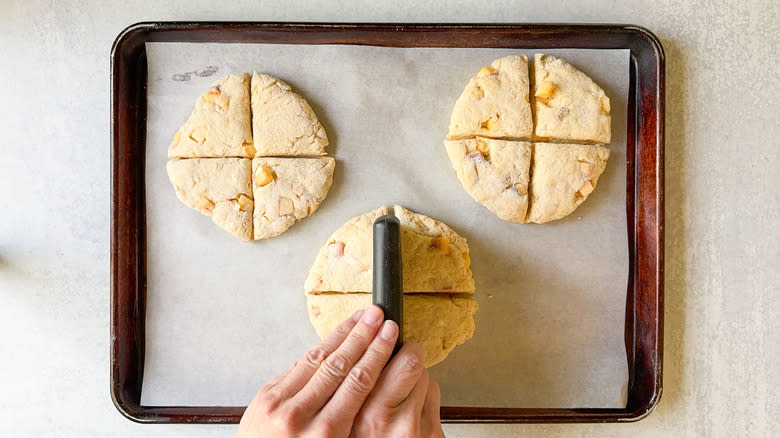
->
[352,309,365,322]
[379,320,398,341]
[361,305,382,327]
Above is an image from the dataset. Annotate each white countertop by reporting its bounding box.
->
[1,0,778,436]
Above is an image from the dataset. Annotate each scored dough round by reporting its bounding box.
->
[305,205,475,294]
[307,293,477,368]
[444,54,612,223]
[166,72,336,241]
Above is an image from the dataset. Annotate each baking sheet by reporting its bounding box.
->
[141,43,630,408]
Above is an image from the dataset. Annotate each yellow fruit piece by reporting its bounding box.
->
[430,236,450,254]
[198,196,215,215]
[234,194,253,211]
[242,143,256,158]
[254,166,275,187]
[600,96,611,113]
[579,180,594,197]
[579,162,594,179]
[535,81,556,104]
[479,117,497,130]
[279,197,294,215]
[475,139,489,155]
[478,66,498,77]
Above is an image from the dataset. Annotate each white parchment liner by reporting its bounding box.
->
[142,43,630,408]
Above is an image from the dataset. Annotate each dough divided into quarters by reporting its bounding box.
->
[168,73,254,158]
[448,55,533,140]
[445,54,613,223]
[252,157,335,240]
[167,72,336,241]
[251,72,329,156]
[527,143,610,224]
[305,206,475,294]
[307,293,478,368]
[166,158,254,241]
[444,137,532,223]
[532,54,611,144]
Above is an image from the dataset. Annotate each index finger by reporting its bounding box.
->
[362,341,426,408]
[320,319,399,422]
[291,305,385,412]
[262,308,366,409]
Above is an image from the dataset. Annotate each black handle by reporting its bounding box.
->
[372,214,403,356]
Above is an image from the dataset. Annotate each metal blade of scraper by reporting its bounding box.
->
[372,211,403,357]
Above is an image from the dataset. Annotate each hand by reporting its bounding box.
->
[351,342,445,438]
[237,306,441,438]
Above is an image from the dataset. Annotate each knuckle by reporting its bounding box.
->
[302,346,328,367]
[312,421,337,438]
[258,381,275,394]
[354,411,392,435]
[345,366,374,395]
[334,321,353,337]
[346,327,374,346]
[262,387,282,404]
[260,388,284,413]
[393,412,422,437]
[398,353,424,376]
[406,341,425,358]
[269,411,299,434]
[277,403,307,425]
[322,354,350,379]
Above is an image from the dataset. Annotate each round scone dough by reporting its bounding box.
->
[305,206,475,294]
[307,293,478,368]
[167,72,336,241]
[445,54,612,223]
[251,72,329,156]
[252,157,335,239]
[168,73,254,159]
[532,54,611,144]
[526,143,610,224]
[444,137,532,223]
[448,55,533,140]
[305,206,478,368]
[166,158,254,241]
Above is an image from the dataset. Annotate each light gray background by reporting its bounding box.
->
[141,44,628,408]
[1,0,778,436]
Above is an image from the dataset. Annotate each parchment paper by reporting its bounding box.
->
[142,43,630,408]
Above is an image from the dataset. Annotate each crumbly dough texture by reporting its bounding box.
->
[532,54,611,144]
[307,293,478,368]
[168,73,254,158]
[305,206,475,294]
[252,157,335,240]
[448,55,533,140]
[527,143,610,224]
[444,137,532,223]
[166,158,254,241]
[251,72,329,156]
